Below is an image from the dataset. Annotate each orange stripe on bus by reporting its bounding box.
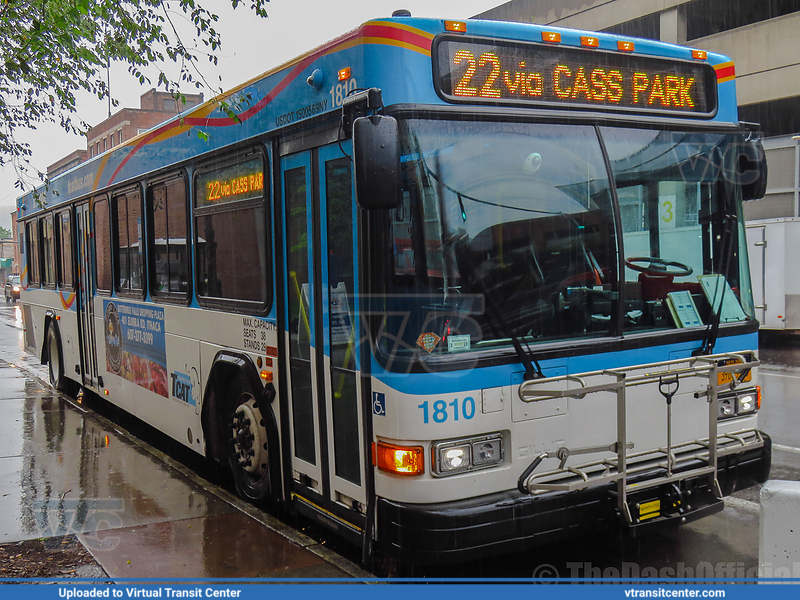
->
[59,291,77,310]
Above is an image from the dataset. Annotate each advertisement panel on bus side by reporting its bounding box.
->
[104,299,168,397]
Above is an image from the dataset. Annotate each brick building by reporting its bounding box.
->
[47,89,204,178]
[47,149,88,180]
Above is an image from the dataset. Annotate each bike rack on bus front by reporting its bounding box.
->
[516,352,764,526]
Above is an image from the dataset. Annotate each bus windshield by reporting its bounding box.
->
[372,119,754,368]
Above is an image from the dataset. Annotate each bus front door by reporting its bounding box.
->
[281,142,367,536]
[75,202,98,387]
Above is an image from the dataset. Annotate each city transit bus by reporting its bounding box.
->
[17,13,771,566]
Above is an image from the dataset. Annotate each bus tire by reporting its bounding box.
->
[46,322,67,392]
[224,373,271,501]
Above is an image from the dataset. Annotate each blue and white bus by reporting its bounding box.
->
[17,12,771,565]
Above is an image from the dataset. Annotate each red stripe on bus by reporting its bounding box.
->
[108,23,430,184]
[59,290,77,310]
[715,64,735,81]
[360,23,433,52]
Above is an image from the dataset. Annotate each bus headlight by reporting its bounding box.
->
[737,393,756,414]
[433,433,504,477]
[441,445,471,472]
[718,397,735,418]
[473,439,502,465]
[718,389,759,419]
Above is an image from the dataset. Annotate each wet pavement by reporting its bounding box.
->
[0,304,370,580]
[758,339,800,450]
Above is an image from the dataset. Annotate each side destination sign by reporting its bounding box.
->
[434,36,718,116]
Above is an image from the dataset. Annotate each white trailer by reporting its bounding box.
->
[746,217,800,330]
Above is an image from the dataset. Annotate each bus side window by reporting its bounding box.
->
[147,175,189,299]
[40,214,56,287]
[194,150,269,310]
[56,210,74,290]
[113,189,144,296]
[94,197,113,293]
[26,221,40,287]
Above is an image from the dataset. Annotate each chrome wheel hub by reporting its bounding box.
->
[231,397,268,476]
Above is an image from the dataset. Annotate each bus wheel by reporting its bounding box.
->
[46,323,66,392]
[226,379,271,501]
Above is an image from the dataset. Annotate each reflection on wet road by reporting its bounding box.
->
[0,340,230,547]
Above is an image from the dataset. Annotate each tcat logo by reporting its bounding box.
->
[171,369,199,407]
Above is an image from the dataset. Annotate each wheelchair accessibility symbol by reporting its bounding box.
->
[372,392,386,416]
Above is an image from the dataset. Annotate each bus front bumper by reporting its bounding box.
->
[377,433,771,565]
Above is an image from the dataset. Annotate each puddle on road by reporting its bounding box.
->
[0,382,233,545]
[86,512,346,578]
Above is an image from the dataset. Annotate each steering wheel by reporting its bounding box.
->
[625,256,693,277]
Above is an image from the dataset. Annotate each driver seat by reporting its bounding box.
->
[638,272,674,301]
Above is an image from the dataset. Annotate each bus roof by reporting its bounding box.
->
[17,16,737,218]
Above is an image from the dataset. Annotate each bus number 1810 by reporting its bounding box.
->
[330,79,359,108]
[418,397,476,424]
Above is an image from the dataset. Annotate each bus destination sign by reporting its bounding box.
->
[195,157,265,208]
[434,37,718,116]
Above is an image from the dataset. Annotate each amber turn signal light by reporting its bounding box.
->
[445,21,467,33]
[373,441,424,475]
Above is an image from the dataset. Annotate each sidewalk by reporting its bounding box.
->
[0,307,371,580]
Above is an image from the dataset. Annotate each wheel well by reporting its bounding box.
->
[200,351,280,493]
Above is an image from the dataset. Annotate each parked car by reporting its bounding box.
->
[5,275,20,303]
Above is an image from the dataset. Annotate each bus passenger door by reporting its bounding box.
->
[281,142,366,534]
[75,202,98,387]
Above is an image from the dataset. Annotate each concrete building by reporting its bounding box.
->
[474,0,800,222]
[47,89,204,179]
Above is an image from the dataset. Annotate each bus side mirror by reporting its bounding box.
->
[737,137,768,201]
[353,115,401,210]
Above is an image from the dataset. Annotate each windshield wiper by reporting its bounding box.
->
[694,174,738,356]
